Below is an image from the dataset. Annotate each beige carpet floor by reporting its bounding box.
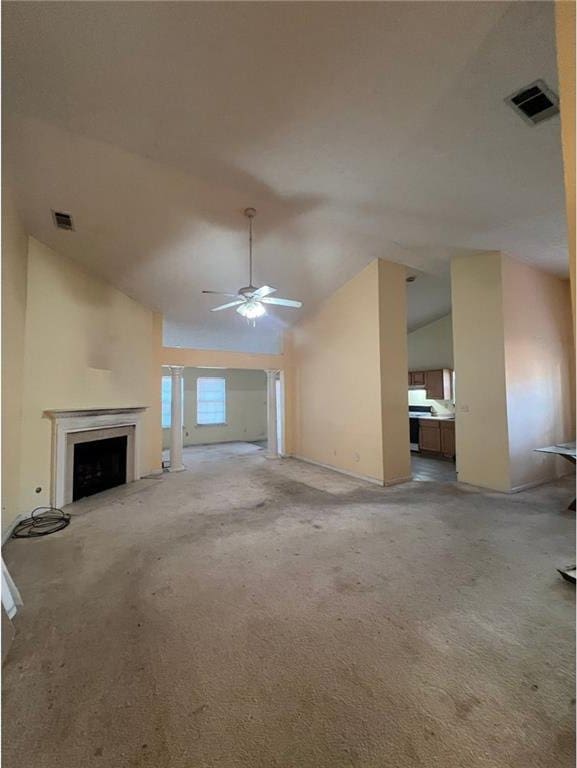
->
[2,443,575,767]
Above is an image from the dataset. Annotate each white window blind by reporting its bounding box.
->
[197,377,226,425]
[161,375,183,428]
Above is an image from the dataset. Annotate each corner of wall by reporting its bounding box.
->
[1,187,29,529]
[377,259,411,485]
[146,312,164,473]
[555,0,576,332]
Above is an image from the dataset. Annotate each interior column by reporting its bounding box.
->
[377,259,412,485]
[168,365,185,472]
[266,369,280,458]
[451,252,510,491]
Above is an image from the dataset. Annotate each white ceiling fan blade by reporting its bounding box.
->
[251,285,276,299]
[202,290,238,297]
[261,297,302,308]
[211,299,245,312]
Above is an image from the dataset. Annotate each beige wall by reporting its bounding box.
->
[451,252,511,491]
[289,261,383,481]
[502,257,574,490]
[287,259,410,485]
[407,313,453,370]
[452,251,574,492]
[16,237,162,518]
[1,189,29,528]
[378,259,412,485]
[162,368,267,448]
[555,0,575,329]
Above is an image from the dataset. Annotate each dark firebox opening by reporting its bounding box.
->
[73,436,127,501]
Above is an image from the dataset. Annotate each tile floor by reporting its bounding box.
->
[411,452,457,482]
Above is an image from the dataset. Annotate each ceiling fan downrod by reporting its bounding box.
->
[244,207,257,291]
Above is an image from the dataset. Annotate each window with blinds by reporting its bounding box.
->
[197,377,226,425]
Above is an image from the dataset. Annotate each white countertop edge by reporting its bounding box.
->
[409,413,455,421]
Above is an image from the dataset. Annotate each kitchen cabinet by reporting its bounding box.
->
[409,371,426,387]
[408,368,452,400]
[418,418,455,459]
[425,369,452,400]
[440,421,456,458]
[419,420,442,453]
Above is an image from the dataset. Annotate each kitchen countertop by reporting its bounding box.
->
[409,413,455,421]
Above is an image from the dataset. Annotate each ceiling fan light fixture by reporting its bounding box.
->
[202,208,302,322]
[237,300,266,319]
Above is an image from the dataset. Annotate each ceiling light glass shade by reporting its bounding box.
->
[236,301,266,319]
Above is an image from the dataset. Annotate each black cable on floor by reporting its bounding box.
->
[11,506,71,539]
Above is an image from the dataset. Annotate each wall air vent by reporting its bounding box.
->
[52,210,74,231]
[505,79,559,125]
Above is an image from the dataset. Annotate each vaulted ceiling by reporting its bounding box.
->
[3,1,566,353]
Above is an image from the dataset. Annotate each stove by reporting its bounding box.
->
[409,406,432,451]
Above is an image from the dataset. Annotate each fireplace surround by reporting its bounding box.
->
[44,408,147,508]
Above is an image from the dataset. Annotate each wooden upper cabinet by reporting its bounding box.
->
[424,370,445,399]
[411,371,426,387]
[408,368,453,400]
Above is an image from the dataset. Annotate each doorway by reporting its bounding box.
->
[161,367,268,463]
[406,272,456,481]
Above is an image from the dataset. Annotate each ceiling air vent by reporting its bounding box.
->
[505,79,559,125]
[52,210,74,231]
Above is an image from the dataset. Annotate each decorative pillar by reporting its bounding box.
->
[266,370,280,459]
[168,366,185,472]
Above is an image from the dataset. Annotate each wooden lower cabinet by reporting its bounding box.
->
[419,420,442,453]
[418,419,455,459]
[440,421,456,458]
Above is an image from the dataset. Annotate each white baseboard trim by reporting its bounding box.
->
[178,438,267,449]
[290,454,384,486]
[459,469,574,495]
[143,468,164,478]
[2,513,28,546]
[384,475,413,487]
[508,470,574,494]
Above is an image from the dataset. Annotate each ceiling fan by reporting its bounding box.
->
[202,208,302,323]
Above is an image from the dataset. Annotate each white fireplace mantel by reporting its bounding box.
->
[44,407,147,508]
